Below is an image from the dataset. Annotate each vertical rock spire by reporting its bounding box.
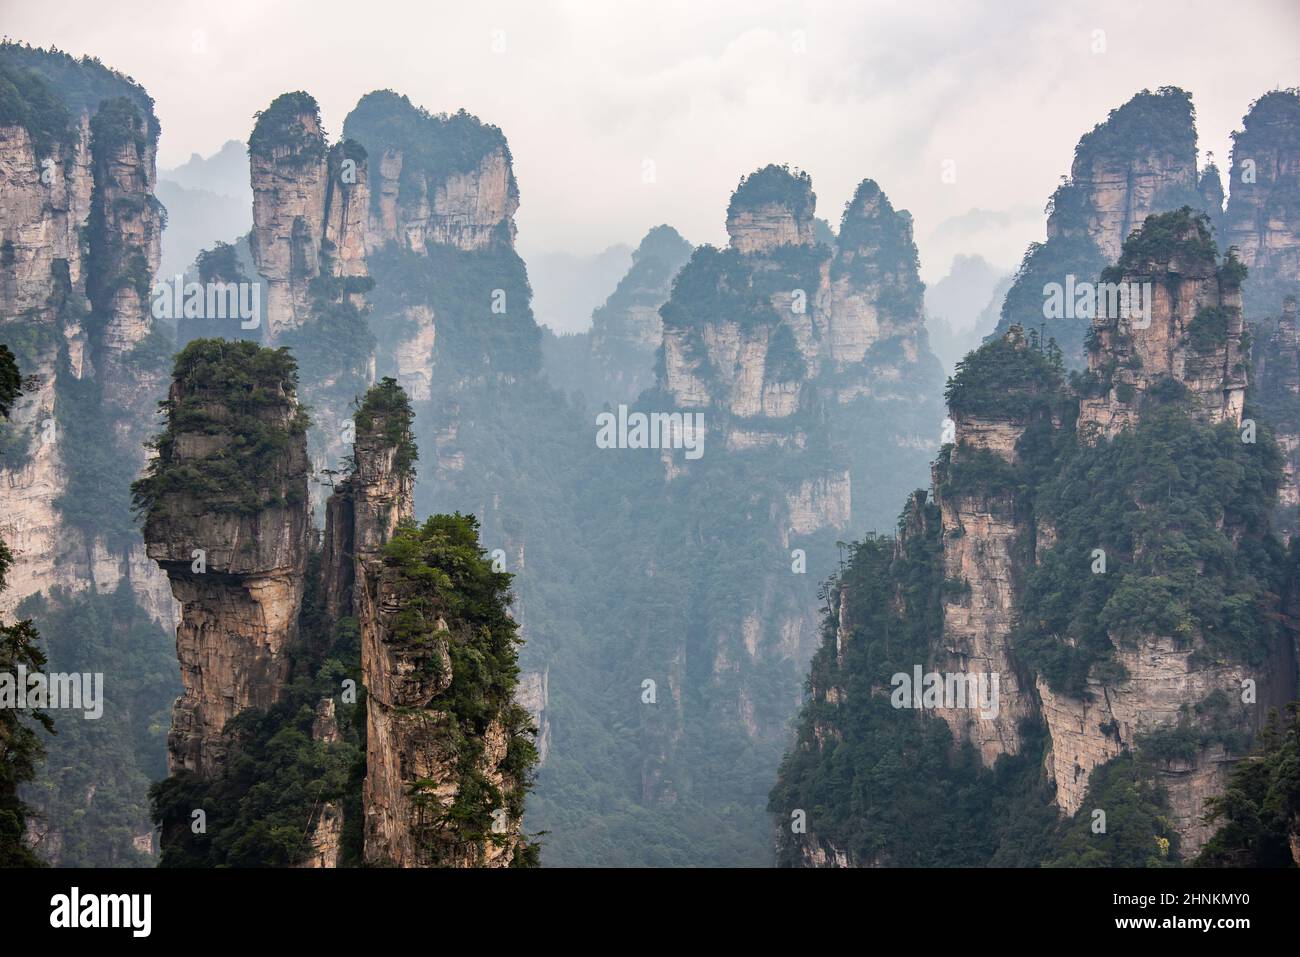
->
[137,340,312,776]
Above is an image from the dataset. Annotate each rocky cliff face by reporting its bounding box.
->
[1076,212,1247,440]
[1225,90,1300,312]
[139,342,312,776]
[774,208,1297,865]
[931,360,1040,764]
[347,92,519,258]
[368,140,517,254]
[320,381,532,866]
[1047,89,1201,264]
[0,47,176,626]
[996,87,1217,365]
[586,224,692,403]
[249,93,371,342]
[1228,91,1300,527]
[661,167,939,480]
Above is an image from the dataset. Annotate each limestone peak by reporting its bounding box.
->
[725,164,817,254]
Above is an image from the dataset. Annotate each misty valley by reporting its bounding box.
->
[0,5,1298,909]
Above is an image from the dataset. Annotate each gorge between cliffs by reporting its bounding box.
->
[1,18,1299,878]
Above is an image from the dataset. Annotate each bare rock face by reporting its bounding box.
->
[1225,90,1300,299]
[1047,88,1200,264]
[995,88,1212,365]
[1036,641,1249,823]
[1077,211,1247,441]
[249,95,329,339]
[371,145,517,253]
[297,802,344,868]
[140,344,312,777]
[343,92,520,257]
[88,102,163,359]
[821,180,928,377]
[514,667,550,765]
[726,176,817,255]
[934,486,1033,763]
[0,119,91,316]
[391,305,436,401]
[0,52,175,627]
[249,92,372,342]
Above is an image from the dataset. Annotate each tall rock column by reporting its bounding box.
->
[248,92,329,341]
[932,325,1058,764]
[1225,90,1300,305]
[325,380,532,867]
[993,87,1210,364]
[247,90,372,340]
[1077,210,1247,440]
[138,340,312,776]
[1040,210,1266,854]
[248,91,374,489]
[0,51,175,625]
[1226,90,1300,524]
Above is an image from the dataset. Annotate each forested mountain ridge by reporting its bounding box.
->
[772,207,1300,867]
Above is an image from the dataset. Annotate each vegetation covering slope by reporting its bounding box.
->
[773,213,1300,868]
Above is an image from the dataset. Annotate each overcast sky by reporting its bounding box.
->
[6,0,1298,281]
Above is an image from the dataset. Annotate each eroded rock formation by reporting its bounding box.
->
[139,342,311,776]
[1076,213,1247,440]
[631,165,943,813]
[1225,90,1300,310]
[0,46,176,626]
[587,224,693,403]
[1227,90,1300,527]
[249,92,371,342]
[775,208,1297,865]
[322,381,532,866]
[995,87,1220,364]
